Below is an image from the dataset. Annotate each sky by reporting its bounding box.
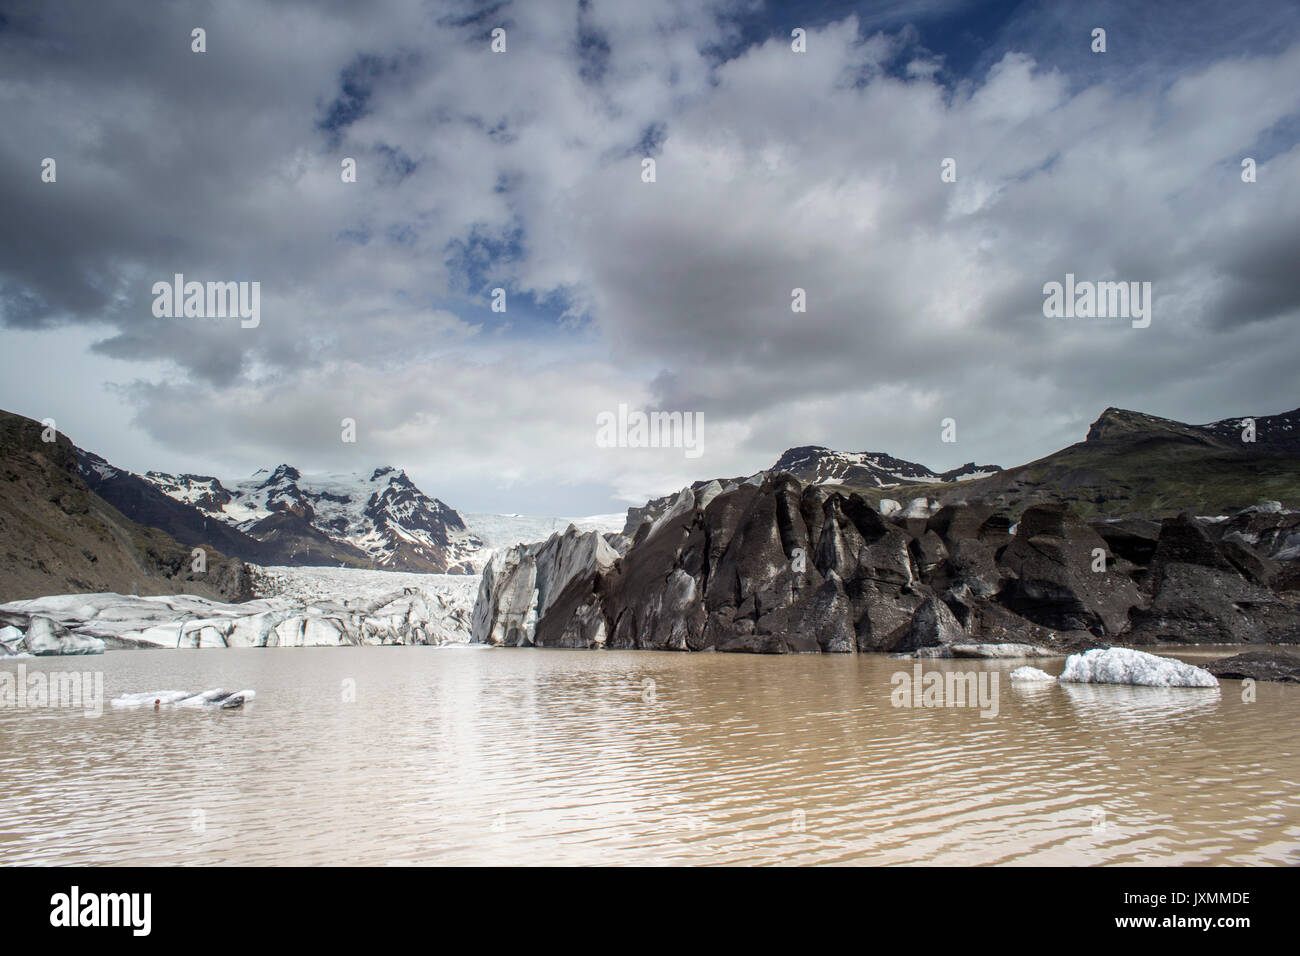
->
[1,0,1298,515]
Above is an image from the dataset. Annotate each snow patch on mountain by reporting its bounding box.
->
[143,464,482,573]
[772,446,1001,488]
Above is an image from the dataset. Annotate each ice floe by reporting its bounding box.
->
[111,688,256,709]
[1010,666,1057,682]
[1059,647,1218,687]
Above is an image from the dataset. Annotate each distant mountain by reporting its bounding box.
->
[618,405,1300,536]
[140,463,482,573]
[912,405,1300,518]
[1085,406,1300,452]
[0,409,251,604]
[78,451,275,563]
[772,446,1001,488]
[617,448,1001,537]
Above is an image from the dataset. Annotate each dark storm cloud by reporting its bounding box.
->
[1,0,1298,513]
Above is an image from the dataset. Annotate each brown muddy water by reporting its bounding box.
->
[0,645,1295,865]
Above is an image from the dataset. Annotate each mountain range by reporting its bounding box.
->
[2,402,1298,603]
[892,406,1300,518]
[78,455,482,575]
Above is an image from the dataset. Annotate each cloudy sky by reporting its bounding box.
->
[1,0,1298,515]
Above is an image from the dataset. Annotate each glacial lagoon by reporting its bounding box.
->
[0,645,1296,866]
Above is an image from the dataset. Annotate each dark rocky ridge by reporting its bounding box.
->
[0,410,252,604]
[623,406,1300,539]
[474,474,1300,654]
[78,450,276,563]
[773,445,1001,488]
[782,405,1300,520]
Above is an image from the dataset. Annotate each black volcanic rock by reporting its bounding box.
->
[897,596,965,652]
[479,479,1028,654]
[1147,513,1236,572]
[1126,514,1300,644]
[1207,506,1300,560]
[470,400,1300,653]
[1207,649,1300,683]
[476,470,1300,654]
[995,504,1143,636]
[1089,517,1162,567]
[1218,536,1277,588]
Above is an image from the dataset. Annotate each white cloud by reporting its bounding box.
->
[1,1,1298,514]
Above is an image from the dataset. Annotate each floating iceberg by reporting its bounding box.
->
[1010,666,1057,682]
[111,688,256,709]
[1059,647,1218,688]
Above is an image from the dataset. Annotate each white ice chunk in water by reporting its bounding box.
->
[111,688,256,708]
[1010,666,1057,682]
[1059,647,1218,687]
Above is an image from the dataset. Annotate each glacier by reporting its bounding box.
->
[0,567,478,650]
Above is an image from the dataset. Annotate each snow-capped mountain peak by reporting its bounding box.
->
[771,445,1002,488]
[142,464,482,573]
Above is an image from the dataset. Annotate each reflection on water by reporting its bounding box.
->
[1056,681,1223,721]
[0,646,1295,865]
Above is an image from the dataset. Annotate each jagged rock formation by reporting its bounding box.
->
[471,524,619,647]
[473,475,1300,654]
[1124,513,1300,644]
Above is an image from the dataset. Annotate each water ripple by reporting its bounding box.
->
[0,646,1296,865]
